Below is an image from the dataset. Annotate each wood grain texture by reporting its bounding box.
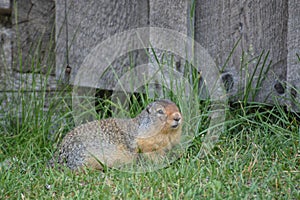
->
[148,0,191,96]
[150,0,188,33]
[0,0,58,121]
[56,0,148,89]
[195,0,288,103]
[0,0,11,14]
[12,0,55,74]
[0,0,298,110]
[287,0,300,111]
[0,0,57,92]
[0,27,12,91]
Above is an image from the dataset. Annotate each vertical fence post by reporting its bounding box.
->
[195,0,289,104]
[287,0,300,112]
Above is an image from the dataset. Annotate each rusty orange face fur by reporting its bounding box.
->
[146,99,182,132]
[136,99,183,154]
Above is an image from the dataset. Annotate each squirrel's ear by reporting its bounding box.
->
[146,103,153,114]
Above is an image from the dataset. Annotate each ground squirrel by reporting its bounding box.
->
[49,99,183,170]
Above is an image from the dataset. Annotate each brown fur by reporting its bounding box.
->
[49,99,182,170]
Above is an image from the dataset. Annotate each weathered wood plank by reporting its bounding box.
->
[6,73,57,91]
[1,1,59,122]
[0,27,12,91]
[195,0,288,103]
[12,0,55,74]
[149,0,191,66]
[0,0,296,112]
[149,0,189,33]
[287,0,300,111]
[55,0,148,89]
[148,0,193,98]
[0,0,11,14]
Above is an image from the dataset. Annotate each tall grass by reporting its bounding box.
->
[1,41,299,198]
[0,6,299,199]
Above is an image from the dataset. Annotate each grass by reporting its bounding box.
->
[0,98,299,199]
[0,5,299,198]
[0,50,299,199]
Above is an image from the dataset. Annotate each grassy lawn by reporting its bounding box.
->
[0,29,299,199]
[0,90,299,199]
[1,1,299,199]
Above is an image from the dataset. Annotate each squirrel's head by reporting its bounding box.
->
[144,99,182,131]
[135,99,183,155]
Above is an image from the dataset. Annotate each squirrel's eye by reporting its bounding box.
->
[157,109,164,114]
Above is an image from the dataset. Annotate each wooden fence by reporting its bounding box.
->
[0,0,299,111]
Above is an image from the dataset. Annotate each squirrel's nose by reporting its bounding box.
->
[174,116,181,122]
[173,113,181,122]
